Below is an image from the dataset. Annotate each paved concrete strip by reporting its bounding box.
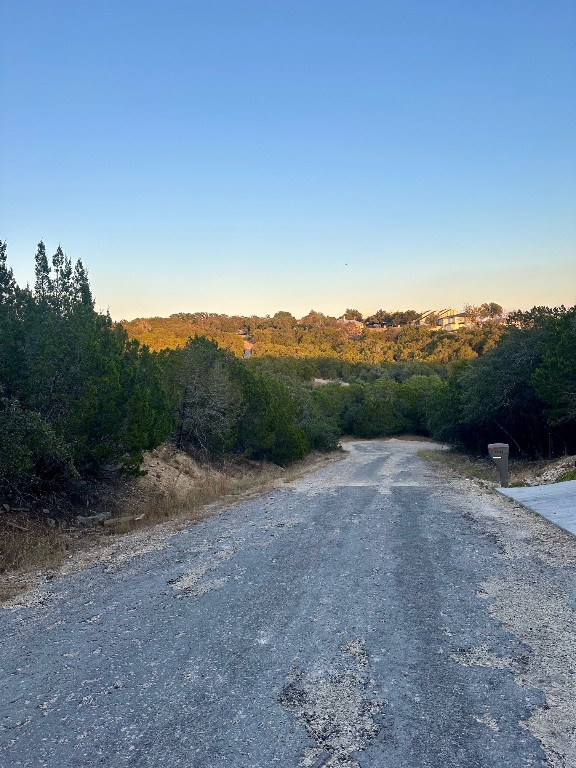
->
[497,480,576,536]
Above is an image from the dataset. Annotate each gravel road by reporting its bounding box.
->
[2,439,576,768]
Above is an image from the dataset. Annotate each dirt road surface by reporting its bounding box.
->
[1,440,575,767]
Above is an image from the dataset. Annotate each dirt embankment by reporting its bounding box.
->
[0,444,343,602]
[421,448,576,490]
[519,455,576,485]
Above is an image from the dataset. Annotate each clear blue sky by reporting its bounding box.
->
[1,0,575,320]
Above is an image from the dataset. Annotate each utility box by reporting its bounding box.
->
[488,443,509,487]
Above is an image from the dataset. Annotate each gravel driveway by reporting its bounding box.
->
[2,439,575,768]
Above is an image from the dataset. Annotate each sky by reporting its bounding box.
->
[1,0,575,320]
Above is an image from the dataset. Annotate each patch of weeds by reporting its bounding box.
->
[419,448,498,484]
[0,516,68,600]
[557,469,576,483]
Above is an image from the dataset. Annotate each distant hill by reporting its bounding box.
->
[120,311,506,364]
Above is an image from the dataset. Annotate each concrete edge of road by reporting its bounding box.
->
[496,480,576,537]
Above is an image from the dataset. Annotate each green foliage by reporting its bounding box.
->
[0,241,174,496]
[364,309,421,326]
[244,356,452,445]
[397,374,446,434]
[0,398,74,492]
[291,386,341,452]
[166,336,241,457]
[557,469,576,482]
[457,331,544,455]
[58,323,173,472]
[162,338,342,465]
[0,240,16,304]
[530,307,576,426]
[422,362,468,445]
[339,380,409,438]
[34,241,51,303]
[424,306,576,457]
[121,310,506,365]
[232,365,310,465]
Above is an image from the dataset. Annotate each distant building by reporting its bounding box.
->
[418,308,469,331]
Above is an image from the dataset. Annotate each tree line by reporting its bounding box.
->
[245,300,576,459]
[1,241,573,511]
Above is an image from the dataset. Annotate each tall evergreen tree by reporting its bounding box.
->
[72,259,93,307]
[34,240,51,302]
[60,253,74,314]
[0,240,16,304]
[51,245,65,312]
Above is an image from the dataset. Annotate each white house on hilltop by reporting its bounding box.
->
[418,308,468,331]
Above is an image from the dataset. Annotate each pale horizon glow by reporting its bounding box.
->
[1,1,575,321]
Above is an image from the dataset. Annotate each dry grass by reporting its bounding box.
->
[419,447,563,488]
[419,448,501,484]
[0,448,343,602]
[0,516,69,601]
[106,460,285,534]
[118,451,342,532]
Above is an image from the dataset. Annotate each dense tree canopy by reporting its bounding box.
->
[426,306,576,457]
[0,241,173,497]
[121,311,506,364]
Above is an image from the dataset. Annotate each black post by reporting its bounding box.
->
[488,443,510,487]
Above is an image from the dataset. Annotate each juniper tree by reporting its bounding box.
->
[72,259,93,307]
[34,240,51,302]
[167,336,241,457]
[0,240,15,304]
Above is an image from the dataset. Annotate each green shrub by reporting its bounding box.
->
[233,366,310,465]
[557,469,576,482]
[0,399,74,492]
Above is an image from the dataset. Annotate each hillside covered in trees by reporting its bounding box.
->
[121,309,506,364]
[1,241,574,515]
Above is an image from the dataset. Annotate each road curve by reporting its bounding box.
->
[2,439,575,768]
